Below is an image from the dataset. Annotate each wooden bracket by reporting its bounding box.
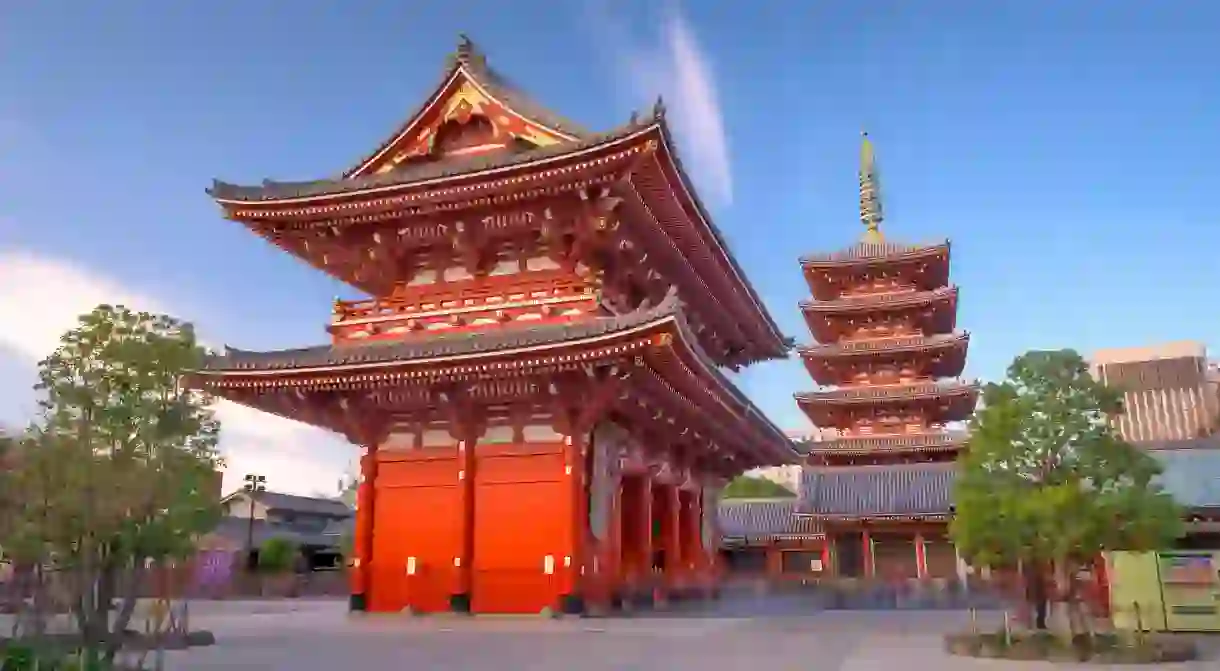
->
[549,365,629,437]
[435,385,487,443]
[449,220,488,277]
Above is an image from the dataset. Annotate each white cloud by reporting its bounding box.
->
[0,248,355,496]
[608,8,733,206]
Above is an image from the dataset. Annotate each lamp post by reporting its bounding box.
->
[243,473,267,570]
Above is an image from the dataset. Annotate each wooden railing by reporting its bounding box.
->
[334,270,594,323]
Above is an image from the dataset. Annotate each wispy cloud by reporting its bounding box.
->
[0,248,355,496]
[595,5,734,206]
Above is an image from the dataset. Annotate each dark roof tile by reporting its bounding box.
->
[1152,447,1220,508]
[201,291,682,373]
[800,463,956,519]
[718,499,822,542]
[209,121,650,202]
[800,240,950,265]
[253,492,353,517]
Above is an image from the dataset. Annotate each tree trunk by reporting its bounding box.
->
[104,561,147,663]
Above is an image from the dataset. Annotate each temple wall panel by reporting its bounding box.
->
[924,539,959,579]
[872,534,918,580]
[370,449,462,613]
[471,441,569,613]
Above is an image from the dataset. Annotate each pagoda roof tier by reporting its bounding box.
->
[718,499,823,546]
[798,463,956,521]
[794,380,979,427]
[191,290,798,471]
[800,241,951,302]
[208,118,646,205]
[800,286,957,317]
[801,287,958,344]
[797,332,970,385]
[204,39,788,365]
[800,240,950,269]
[801,431,968,458]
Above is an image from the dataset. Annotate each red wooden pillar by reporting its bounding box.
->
[862,529,874,578]
[350,443,378,611]
[453,434,478,612]
[560,432,588,614]
[635,475,653,590]
[820,537,831,578]
[914,533,927,579]
[662,483,683,594]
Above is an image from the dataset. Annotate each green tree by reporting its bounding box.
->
[951,349,1183,633]
[0,305,223,663]
[721,475,795,499]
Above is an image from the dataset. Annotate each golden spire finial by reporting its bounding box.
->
[859,131,884,243]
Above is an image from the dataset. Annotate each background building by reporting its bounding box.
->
[1091,342,1220,445]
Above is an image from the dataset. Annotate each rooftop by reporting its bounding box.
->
[223,490,353,518]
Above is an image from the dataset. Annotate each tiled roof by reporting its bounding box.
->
[254,492,353,517]
[209,120,650,202]
[799,286,957,313]
[197,291,798,463]
[803,432,969,456]
[344,35,595,178]
[795,380,979,404]
[201,292,683,373]
[209,517,340,549]
[1152,447,1220,509]
[800,240,950,265]
[800,463,956,519]
[797,332,969,359]
[322,517,354,537]
[718,499,822,542]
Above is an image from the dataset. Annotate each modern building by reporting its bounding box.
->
[1091,342,1220,444]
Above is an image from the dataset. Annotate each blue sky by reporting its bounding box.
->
[1,1,1217,494]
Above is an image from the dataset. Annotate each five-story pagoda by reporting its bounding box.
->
[793,134,978,580]
[192,37,798,616]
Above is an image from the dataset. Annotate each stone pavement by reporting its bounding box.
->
[140,597,1212,670]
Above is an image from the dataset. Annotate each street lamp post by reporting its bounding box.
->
[243,473,267,570]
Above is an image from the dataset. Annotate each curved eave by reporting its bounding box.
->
[804,433,968,457]
[804,513,952,522]
[799,240,951,269]
[798,333,970,386]
[657,304,799,465]
[209,122,657,209]
[800,286,958,315]
[648,120,790,360]
[794,382,981,407]
[191,294,798,467]
[797,332,969,361]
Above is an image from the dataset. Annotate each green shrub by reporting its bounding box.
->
[258,538,298,573]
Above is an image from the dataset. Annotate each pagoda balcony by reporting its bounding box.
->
[801,431,968,458]
[800,285,957,315]
[797,332,970,386]
[800,240,951,302]
[801,287,958,345]
[795,380,980,427]
[329,271,598,342]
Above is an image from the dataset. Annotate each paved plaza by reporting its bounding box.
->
[156,596,1218,671]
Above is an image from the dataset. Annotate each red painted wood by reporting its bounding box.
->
[370,453,462,613]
